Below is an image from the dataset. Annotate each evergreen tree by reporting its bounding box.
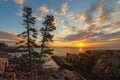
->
[0,41,8,48]
[38,15,56,68]
[16,6,37,55]
[16,6,37,80]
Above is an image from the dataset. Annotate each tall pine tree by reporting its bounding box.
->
[16,6,37,58]
[38,15,56,69]
[16,6,37,80]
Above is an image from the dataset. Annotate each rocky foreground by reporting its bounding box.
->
[0,52,86,80]
[52,50,120,80]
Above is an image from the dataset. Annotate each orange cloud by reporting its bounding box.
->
[63,25,80,32]
[53,40,77,47]
[59,3,68,15]
[118,0,120,4]
[14,0,24,5]
[66,12,73,17]
[79,13,87,20]
[61,20,64,24]
[97,0,104,14]
[73,13,87,23]
[84,22,91,27]
[96,14,109,22]
[38,5,49,13]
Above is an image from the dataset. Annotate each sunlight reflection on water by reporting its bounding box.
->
[53,47,81,56]
[79,47,84,53]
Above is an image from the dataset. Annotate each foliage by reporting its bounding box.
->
[16,6,38,80]
[16,6,38,52]
[39,15,56,67]
[0,41,8,48]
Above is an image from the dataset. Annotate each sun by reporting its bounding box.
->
[78,43,84,47]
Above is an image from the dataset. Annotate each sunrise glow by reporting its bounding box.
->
[78,43,84,47]
[0,0,119,48]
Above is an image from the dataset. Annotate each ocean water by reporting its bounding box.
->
[34,47,81,57]
[35,47,120,57]
[9,47,120,57]
[53,47,80,56]
[9,47,120,69]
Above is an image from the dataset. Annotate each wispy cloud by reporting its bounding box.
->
[50,2,68,16]
[46,0,120,47]
[73,13,87,23]
[13,0,26,17]
[38,5,49,13]
[0,30,19,44]
[58,3,68,16]
[60,0,120,47]
[14,0,24,5]
[118,0,120,4]
[62,25,81,32]
[15,10,23,16]
[32,14,42,21]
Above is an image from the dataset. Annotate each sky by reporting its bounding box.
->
[0,0,120,48]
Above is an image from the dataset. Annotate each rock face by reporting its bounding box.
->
[90,50,120,80]
[0,52,9,74]
[57,50,120,80]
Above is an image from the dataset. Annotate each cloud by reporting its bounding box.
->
[72,0,117,27]
[58,3,68,16]
[73,13,87,23]
[61,0,120,47]
[66,12,73,17]
[118,0,120,4]
[61,20,64,24]
[78,0,107,25]
[49,3,68,17]
[43,2,68,17]
[63,25,81,32]
[14,0,24,5]
[100,31,120,40]
[32,14,42,21]
[63,28,120,43]
[0,30,19,45]
[71,23,119,41]
[38,5,49,13]
[53,17,58,26]
[96,13,109,22]
[97,0,105,15]
[14,0,25,17]
[63,31,88,41]
[15,10,23,16]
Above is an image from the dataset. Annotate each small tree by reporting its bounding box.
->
[38,15,56,68]
[16,6,37,80]
[0,41,8,48]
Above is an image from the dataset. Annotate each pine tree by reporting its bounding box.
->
[16,6,37,80]
[16,6,38,55]
[38,15,56,69]
[0,41,8,48]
